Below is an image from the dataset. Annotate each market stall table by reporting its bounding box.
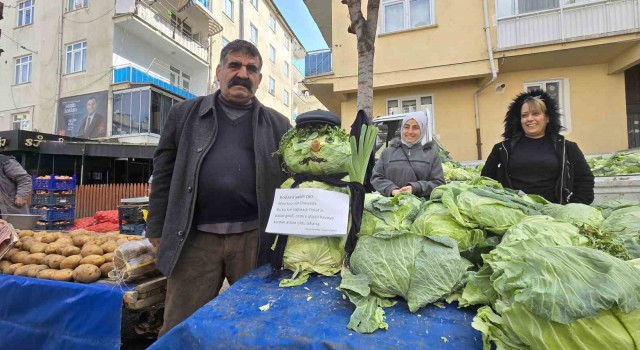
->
[0,273,166,350]
[150,265,483,350]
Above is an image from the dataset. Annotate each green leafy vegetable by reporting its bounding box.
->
[277,125,351,175]
[411,201,486,251]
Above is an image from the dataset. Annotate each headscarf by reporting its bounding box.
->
[401,111,428,147]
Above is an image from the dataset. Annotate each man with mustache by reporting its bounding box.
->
[147,39,291,336]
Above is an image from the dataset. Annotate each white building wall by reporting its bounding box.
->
[113,25,209,96]
[0,0,114,134]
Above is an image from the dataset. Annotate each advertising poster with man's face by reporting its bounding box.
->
[57,91,108,139]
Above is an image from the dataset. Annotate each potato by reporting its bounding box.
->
[81,244,103,257]
[44,242,61,255]
[73,235,92,247]
[0,260,12,271]
[59,246,81,257]
[24,253,47,265]
[99,241,117,254]
[18,230,35,238]
[5,248,20,260]
[29,242,48,254]
[14,264,35,276]
[56,237,73,245]
[116,238,129,246]
[100,262,114,278]
[80,255,105,267]
[14,241,22,249]
[21,237,37,251]
[27,265,49,278]
[92,236,110,246]
[40,232,58,243]
[73,264,101,283]
[59,255,82,269]
[44,254,65,269]
[10,251,30,264]
[36,268,57,280]
[103,252,114,262]
[52,269,74,282]
[70,230,91,237]
[3,263,24,275]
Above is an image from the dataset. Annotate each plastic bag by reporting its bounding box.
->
[110,239,157,282]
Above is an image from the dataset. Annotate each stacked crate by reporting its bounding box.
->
[118,204,147,235]
[30,175,76,230]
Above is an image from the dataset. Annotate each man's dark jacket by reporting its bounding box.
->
[481,134,594,204]
[147,91,291,277]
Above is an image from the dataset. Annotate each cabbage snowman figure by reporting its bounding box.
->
[270,110,368,287]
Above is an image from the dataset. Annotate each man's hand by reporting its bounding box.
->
[149,238,161,250]
[391,189,401,197]
[15,197,27,207]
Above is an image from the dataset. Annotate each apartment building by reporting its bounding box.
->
[0,0,221,143]
[304,0,640,161]
[212,0,326,120]
[0,0,322,145]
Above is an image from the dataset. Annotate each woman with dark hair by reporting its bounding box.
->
[481,89,594,204]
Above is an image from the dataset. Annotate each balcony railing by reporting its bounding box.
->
[113,64,196,100]
[305,49,332,77]
[134,1,208,61]
[497,0,640,49]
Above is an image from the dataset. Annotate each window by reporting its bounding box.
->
[250,23,258,44]
[250,0,258,10]
[112,87,152,135]
[283,61,289,77]
[17,0,34,27]
[284,34,290,50]
[496,0,564,18]
[170,66,191,91]
[223,0,234,20]
[269,14,277,33]
[268,76,275,95]
[12,113,31,130]
[222,36,230,47]
[66,41,87,74]
[381,0,433,34]
[67,0,88,11]
[524,79,570,129]
[150,90,180,134]
[386,95,432,115]
[269,45,276,62]
[15,55,32,84]
[283,89,289,106]
[171,15,192,37]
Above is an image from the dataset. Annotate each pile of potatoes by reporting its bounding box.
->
[0,229,143,283]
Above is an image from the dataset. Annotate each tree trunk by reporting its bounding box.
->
[343,0,380,122]
[357,40,374,120]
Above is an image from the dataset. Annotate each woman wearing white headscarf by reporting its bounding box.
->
[371,111,445,198]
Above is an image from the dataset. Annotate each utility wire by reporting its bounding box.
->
[1,32,39,54]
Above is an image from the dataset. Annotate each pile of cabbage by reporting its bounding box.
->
[587,151,640,176]
[339,176,640,350]
[439,149,481,182]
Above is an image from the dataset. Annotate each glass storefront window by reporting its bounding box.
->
[113,87,180,136]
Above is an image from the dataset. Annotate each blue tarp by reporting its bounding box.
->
[0,275,131,350]
[151,265,483,350]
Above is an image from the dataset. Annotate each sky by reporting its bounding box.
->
[273,0,329,52]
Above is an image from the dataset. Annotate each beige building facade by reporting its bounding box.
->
[304,0,640,161]
[0,0,324,144]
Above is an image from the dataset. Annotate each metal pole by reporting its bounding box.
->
[80,146,85,185]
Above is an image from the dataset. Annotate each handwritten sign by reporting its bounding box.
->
[266,188,349,238]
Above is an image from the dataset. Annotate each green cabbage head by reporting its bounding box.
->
[277,125,351,175]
